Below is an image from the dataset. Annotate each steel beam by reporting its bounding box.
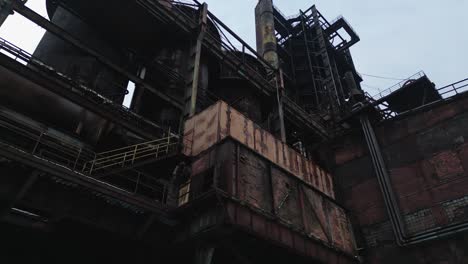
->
[0,141,176,226]
[184,3,208,118]
[0,52,160,140]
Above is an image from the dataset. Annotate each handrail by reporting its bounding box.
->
[371,71,426,100]
[0,107,175,201]
[97,134,179,156]
[0,110,95,169]
[92,142,178,166]
[83,128,180,175]
[0,36,173,137]
[351,76,468,123]
[88,143,179,171]
[437,78,468,98]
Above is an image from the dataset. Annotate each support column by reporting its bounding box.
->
[348,73,407,245]
[130,67,147,113]
[184,3,208,118]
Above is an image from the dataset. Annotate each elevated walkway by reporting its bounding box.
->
[83,133,180,177]
[0,106,181,200]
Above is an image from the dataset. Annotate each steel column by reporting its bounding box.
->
[184,3,208,118]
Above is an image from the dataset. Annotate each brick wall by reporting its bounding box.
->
[329,94,468,263]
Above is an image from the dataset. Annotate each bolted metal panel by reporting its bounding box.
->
[184,101,336,198]
[183,139,357,257]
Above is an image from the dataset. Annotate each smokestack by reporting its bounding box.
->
[255,0,279,69]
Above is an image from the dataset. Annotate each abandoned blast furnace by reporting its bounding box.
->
[0,0,467,263]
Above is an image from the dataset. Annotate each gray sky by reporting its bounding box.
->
[1,0,467,98]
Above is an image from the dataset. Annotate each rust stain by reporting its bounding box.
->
[184,101,336,198]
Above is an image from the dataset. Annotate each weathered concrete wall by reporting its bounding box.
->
[330,94,468,263]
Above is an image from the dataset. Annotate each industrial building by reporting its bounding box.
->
[0,0,467,263]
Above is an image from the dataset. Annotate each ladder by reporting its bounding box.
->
[83,133,180,176]
[310,6,341,117]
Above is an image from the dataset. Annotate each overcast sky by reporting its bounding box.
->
[1,0,466,97]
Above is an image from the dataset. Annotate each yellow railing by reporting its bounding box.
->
[83,132,180,175]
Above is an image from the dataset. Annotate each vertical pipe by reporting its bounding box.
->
[360,114,406,244]
[255,0,286,142]
[275,74,287,143]
[255,0,279,69]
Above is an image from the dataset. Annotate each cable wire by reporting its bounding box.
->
[362,84,382,92]
[360,73,409,81]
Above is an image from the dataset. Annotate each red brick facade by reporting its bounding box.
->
[329,94,468,263]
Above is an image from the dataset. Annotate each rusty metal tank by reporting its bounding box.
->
[211,51,267,124]
[15,4,132,144]
[35,5,130,103]
[1,0,222,144]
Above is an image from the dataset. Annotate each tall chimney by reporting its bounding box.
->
[255,0,279,69]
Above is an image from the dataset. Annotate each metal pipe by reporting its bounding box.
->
[255,0,286,142]
[360,107,468,246]
[255,0,279,69]
[360,114,406,245]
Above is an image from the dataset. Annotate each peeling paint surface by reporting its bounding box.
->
[184,101,335,198]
